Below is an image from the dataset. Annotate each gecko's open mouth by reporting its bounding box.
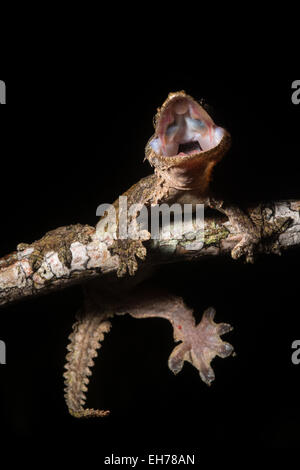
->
[148,92,225,158]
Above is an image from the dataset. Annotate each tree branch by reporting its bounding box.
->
[0,200,299,307]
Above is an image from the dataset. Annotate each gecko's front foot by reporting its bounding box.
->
[112,239,148,277]
[230,231,260,264]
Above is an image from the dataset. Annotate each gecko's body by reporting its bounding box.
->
[64,92,261,418]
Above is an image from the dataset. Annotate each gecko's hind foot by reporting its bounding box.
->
[168,307,234,385]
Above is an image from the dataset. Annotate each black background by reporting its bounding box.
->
[0,76,299,452]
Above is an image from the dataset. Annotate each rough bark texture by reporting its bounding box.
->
[0,200,299,307]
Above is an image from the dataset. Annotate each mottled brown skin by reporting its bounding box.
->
[64,91,261,418]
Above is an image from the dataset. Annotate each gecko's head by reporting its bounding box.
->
[145,91,231,190]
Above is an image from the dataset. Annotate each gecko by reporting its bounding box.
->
[63,91,261,418]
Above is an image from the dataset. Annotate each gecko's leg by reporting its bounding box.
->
[112,208,152,277]
[96,205,151,277]
[117,286,234,385]
[64,284,233,418]
[63,295,113,418]
[209,198,261,263]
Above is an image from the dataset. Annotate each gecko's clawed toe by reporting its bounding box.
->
[217,322,233,336]
[168,342,190,375]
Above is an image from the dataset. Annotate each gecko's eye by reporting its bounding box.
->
[149,94,225,158]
